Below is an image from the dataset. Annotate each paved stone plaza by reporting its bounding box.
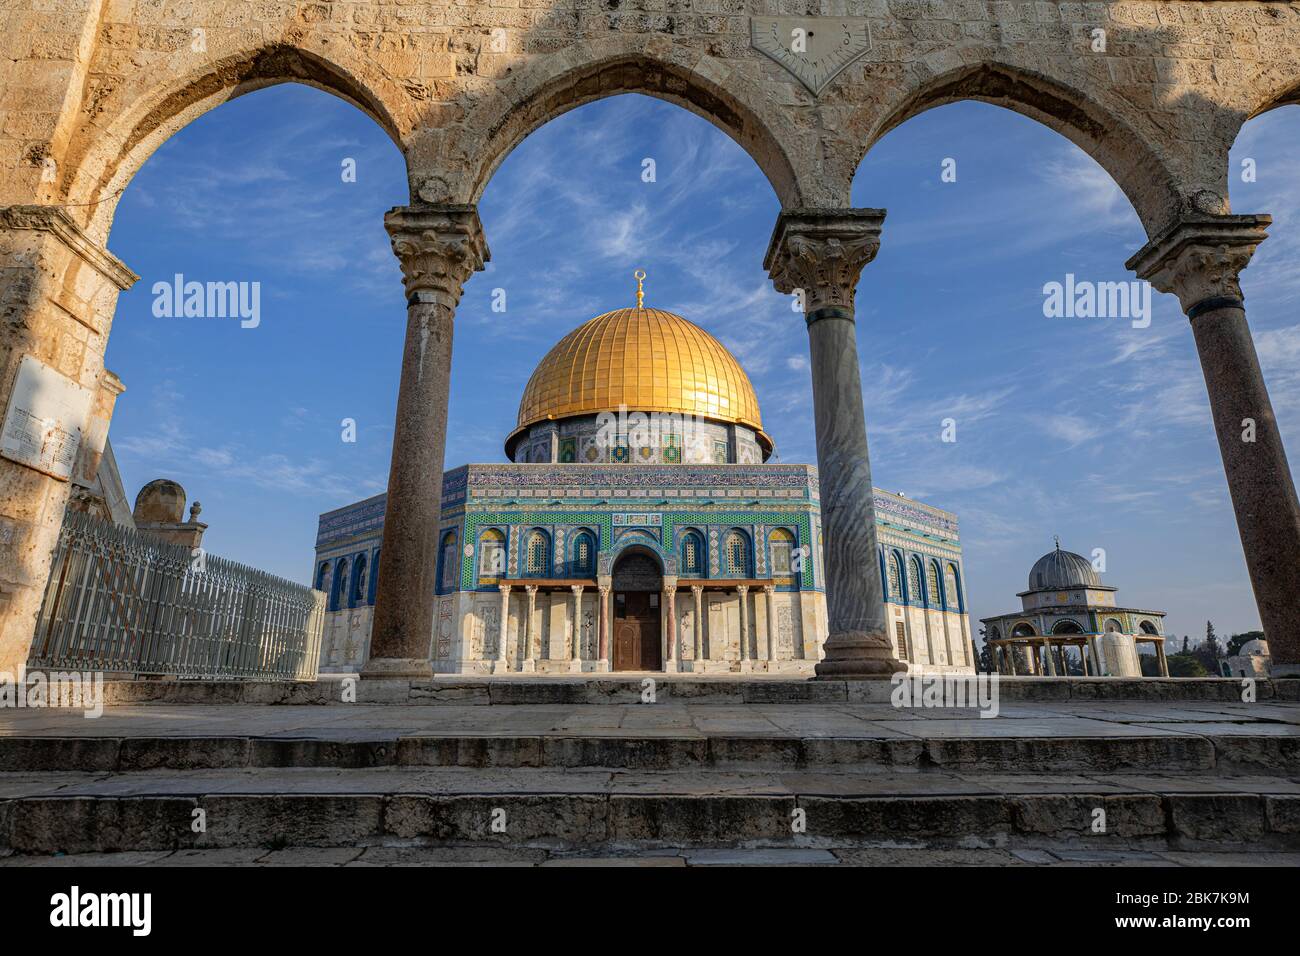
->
[1,679,1296,863]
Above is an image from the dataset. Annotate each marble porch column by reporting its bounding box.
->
[570,584,584,671]
[597,582,611,669]
[663,578,678,671]
[1043,639,1057,676]
[365,205,488,679]
[765,210,904,680]
[1005,647,1017,676]
[522,584,538,671]
[763,585,778,662]
[1156,641,1170,677]
[496,584,511,671]
[691,585,704,667]
[737,585,750,662]
[1129,214,1300,675]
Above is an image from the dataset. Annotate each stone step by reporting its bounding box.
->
[92,676,1300,707]
[1,768,1297,854]
[4,731,1296,774]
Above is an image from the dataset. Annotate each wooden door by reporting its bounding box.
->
[613,591,661,671]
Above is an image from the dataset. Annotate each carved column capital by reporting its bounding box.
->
[762,584,775,595]
[525,584,538,596]
[597,583,610,596]
[570,584,584,596]
[384,204,490,304]
[1126,214,1270,317]
[690,585,703,597]
[736,584,749,596]
[498,583,512,594]
[763,208,886,318]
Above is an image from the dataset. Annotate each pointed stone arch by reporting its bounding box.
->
[852,59,1183,235]
[61,41,414,243]
[438,48,807,208]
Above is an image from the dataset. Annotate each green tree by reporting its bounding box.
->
[1166,653,1209,678]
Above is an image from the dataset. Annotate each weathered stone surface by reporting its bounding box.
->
[0,737,121,772]
[199,795,385,848]
[1008,794,1165,838]
[120,737,252,771]
[1168,794,1267,843]
[798,795,1009,839]
[1264,795,1300,833]
[385,793,608,843]
[924,736,1216,773]
[609,794,795,843]
[7,796,198,854]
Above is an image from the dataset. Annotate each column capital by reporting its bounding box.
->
[384,203,490,303]
[763,208,886,319]
[598,583,610,595]
[1126,214,1270,316]
[662,576,678,592]
[525,584,538,595]
[570,583,584,595]
[690,584,703,597]
[497,583,511,593]
[736,583,749,595]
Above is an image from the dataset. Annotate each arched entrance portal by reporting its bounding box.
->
[611,549,663,671]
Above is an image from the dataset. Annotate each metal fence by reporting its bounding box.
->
[30,511,325,681]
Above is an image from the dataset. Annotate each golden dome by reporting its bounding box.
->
[508,305,771,457]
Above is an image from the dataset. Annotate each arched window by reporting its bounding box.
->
[927,560,942,607]
[680,530,705,576]
[944,563,960,611]
[1139,620,1159,635]
[769,529,795,575]
[332,557,349,611]
[724,529,751,577]
[526,529,550,577]
[887,552,903,601]
[572,530,596,576]
[1012,622,1037,638]
[369,550,381,603]
[478,530,505,580]
[438,531,458,591]
[315,561,330,592]
[1052,619,1083,635]
[907,557,922,604]
[351,553,367,605]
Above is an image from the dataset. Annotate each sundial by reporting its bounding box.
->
[750,17,872,97]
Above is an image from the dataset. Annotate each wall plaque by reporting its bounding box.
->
[0,355,93,482]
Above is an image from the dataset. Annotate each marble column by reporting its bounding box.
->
[365,205,488,679]
[1156,641,1170,677]
[523,584,538,671]
[1129,214,1300,675]
[737,585,750,662]
[763,585,778,662]
[570,584,584,671]
[496,584,511,671]
[765,210,904,679]
[663,580,677,671]
[691,585,704,667]
[597,582,611,669]
[1043,639,1057,676]
[1006,646,1017,676]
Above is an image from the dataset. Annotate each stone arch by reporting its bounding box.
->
[61,41,413,243]
[447,49,806,208]
[852,59,1182,235]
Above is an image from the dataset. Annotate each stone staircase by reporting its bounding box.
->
[1,678,1297,862]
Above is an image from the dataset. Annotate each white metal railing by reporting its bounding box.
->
[29,511,324,681]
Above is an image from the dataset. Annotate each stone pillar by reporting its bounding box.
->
[663,578,677,671]
[691,585,704,667]
[597,581,611,670]
[1043,639,1057,676]
[1156,641,1170,678]
[763,585,778,662]
[1129,215,1300,675]
[0,206,138,676]
[496,583,511,671]
[570,584,584,671]
[365,205,488,679]
[1005,646,1017,676]
[523,584,538,671]
[765,210,903,679]
[737,585,749,662]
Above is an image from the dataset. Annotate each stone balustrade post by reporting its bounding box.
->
[765,209,905,679]
[496,583,511,671]
[1129,214,1300,675]
[365,205,488,679]
[570,583,584,670]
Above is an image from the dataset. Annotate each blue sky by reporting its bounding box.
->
[103,84,1300,643]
